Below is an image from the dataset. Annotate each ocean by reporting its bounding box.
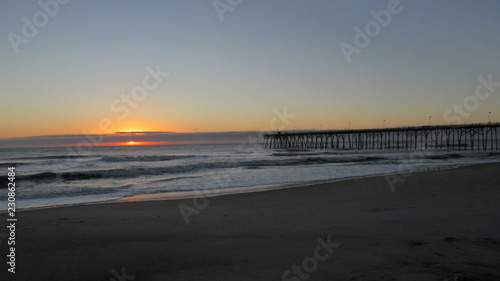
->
[1,143,499,210]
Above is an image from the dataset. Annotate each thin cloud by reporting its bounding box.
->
[0,131,261,148]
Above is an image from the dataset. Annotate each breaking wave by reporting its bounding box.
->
[17,156,384,183]
[100,155,196,162]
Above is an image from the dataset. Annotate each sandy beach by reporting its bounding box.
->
[2,162,500,281]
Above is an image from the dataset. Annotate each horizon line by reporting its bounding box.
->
[3,121,499,140]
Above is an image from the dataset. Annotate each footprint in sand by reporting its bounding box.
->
[407,240,428,246]
[443,237,458,243]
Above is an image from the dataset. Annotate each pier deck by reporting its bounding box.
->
[263,123,500,151]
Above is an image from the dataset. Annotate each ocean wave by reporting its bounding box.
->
[150,175,202,183]
[15,155,94,160]
[28,172,59,180]
[100,155,197,162]
[273,151,481,161]
[424,153,463,160]
[272,151,340,157]
[15,156,385,183]
[3,154,197,163]
[0,162,23,168]
[18,184,134,200]
[5,151,494,185]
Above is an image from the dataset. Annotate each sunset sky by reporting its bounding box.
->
[1,1,500,146]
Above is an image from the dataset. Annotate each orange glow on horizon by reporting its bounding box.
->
[91,141,171,147]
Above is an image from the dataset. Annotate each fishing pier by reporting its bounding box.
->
[263,123,500,151]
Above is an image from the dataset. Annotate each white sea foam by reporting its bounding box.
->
[0,144,499,210]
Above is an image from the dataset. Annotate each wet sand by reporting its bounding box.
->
[2,163,500,281]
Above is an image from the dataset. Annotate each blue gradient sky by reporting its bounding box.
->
[1,1,500,144]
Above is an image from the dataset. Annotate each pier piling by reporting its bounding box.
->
[263,123,500,151]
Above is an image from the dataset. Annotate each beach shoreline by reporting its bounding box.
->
[8,161,478,213]
[1,162,500,280]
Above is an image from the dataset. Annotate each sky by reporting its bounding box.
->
[1,0,500,147]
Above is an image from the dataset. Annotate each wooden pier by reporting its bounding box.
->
[263,123,500,151]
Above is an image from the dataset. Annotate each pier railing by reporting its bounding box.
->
[262,123,500,151]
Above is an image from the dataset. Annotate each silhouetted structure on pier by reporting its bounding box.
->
[263,123,500,151]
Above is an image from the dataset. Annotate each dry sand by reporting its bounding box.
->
[1,163,500,281]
